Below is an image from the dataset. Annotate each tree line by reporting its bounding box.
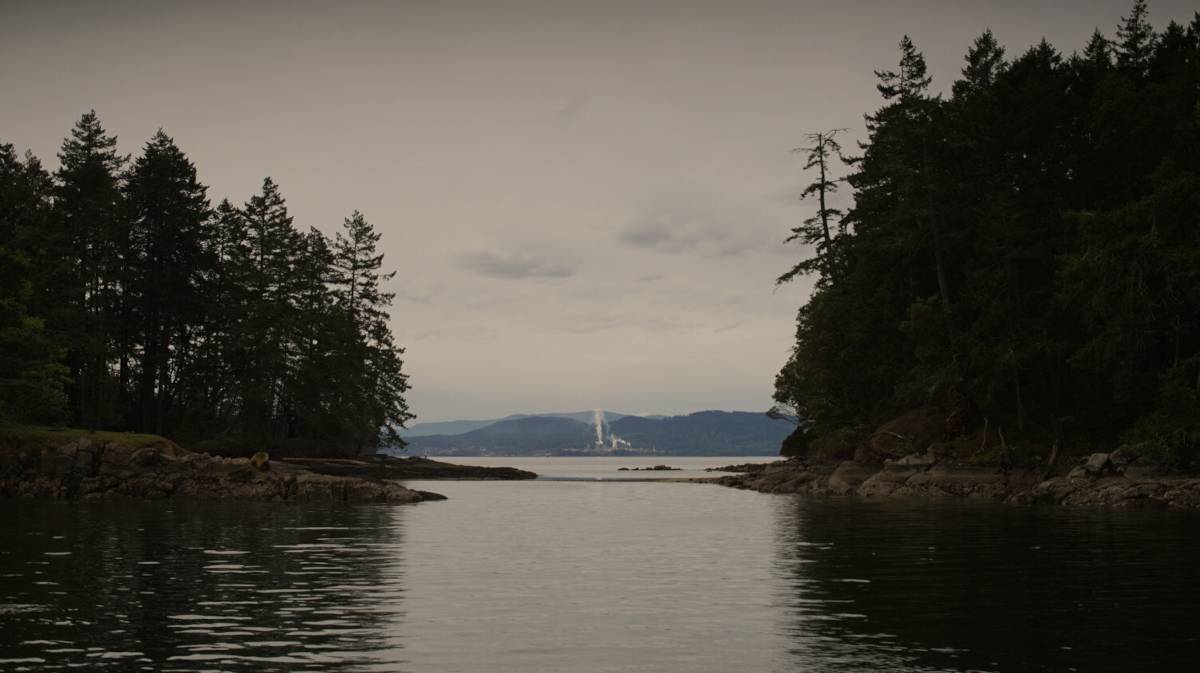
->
[774,2,1200,466]
[0,113,412,455]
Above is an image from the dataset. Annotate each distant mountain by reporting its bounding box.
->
[402,411,627,437]
[400,418,497,436]
[399,416,595,455]
[608,411,792,456]
[395,411,790,456]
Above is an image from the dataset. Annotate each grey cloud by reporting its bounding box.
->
[458,250,577,280]
[619,206,777,258]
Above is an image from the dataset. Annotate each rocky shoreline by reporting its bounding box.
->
[0,430,446,503]
[282,454,536,481]
[708,451,1200,510]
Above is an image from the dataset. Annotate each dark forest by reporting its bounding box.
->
[774,2,1200,467]
[1,117,412,455]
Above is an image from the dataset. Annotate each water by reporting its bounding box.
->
[1,456,1197,672]
[439,455,777,480]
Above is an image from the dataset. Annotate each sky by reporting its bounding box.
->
[2,0,1197,422]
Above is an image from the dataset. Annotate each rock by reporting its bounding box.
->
[704,454,1200,510]
[827,461,872,494]
[0,434,441,504]
[1084,452,1112,475]
[283,455,536,480]
[1108,445,1141,468]
[885,452,936,470]
[705,463,769,474]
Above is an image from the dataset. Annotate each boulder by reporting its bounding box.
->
[1108,445,1142,468]
[827,461,871,494]
[1084,452,1112,475]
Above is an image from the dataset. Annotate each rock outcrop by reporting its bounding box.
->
[710,452,1200,510]
[0,432,442,503]
[283,455,537,481]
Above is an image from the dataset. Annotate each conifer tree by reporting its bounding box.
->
[196,199,251,431]
[330,211,413,450]
[288,227,337,440]
[0,144,68,423]
[775,7,1200,464]
[953,30,1007,99]
[778,129,846,284]
[239,177,302,437]
[53,111,127,429]
[123,130,211,434]
[1116,0,1156,74]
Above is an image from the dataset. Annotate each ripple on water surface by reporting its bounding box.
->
[1,459,1199,673]
[0,502,406,671]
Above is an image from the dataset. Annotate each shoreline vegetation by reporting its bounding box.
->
[767,3,1200,496]
[2,114,414,460]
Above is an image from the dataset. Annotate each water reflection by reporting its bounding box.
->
[4,479,1200,673]
[0,502,407,671]
[772,497,1200,672]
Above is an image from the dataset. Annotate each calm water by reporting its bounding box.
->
[1,456,1197,672]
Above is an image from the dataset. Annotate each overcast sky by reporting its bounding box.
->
[3,0,1196,421]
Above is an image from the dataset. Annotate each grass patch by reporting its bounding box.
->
[0,423,173,450]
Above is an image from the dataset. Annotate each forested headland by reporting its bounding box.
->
[1,114,412,457]
[774,2,1200,470]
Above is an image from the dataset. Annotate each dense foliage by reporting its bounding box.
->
[775,3,1200,465]
[0,115,412,455]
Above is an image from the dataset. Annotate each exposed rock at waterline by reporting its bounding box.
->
[0,433,440,503]
[707,457,1200,510]
[283,455,536,480]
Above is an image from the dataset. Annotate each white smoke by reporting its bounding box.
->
[593,408,605,447]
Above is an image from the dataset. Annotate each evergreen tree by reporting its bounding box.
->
[778,129,847,284]
[952,30,1007,99]
[330,211,413,451]
[288,226,337,441]
[193,199,251,433]
[1116,0,1156,74]
[0,144,68,424]
[52,111,127,429]
[775,3,1200,466]
[123,130,212,434]
[3,115,416,456]
[238,177,302,438]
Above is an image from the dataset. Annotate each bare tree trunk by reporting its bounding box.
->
[1012,355,1025,432]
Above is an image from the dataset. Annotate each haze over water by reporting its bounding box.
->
[2,457,1197,672]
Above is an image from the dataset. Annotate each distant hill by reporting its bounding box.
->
[395,411,790,456]
[399,417,595,455]
[402,411,627,437]
[608,411,792,456]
